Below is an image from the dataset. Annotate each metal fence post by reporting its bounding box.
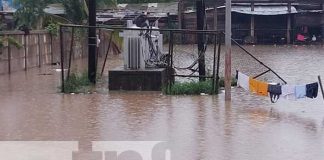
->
[8,44,11,74]
[24,35,27,71]
[60,25,65,93]
[38,34,41,67]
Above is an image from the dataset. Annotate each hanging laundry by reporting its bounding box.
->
[249,78,269,96]
[237,72,249,91]
[268,84,282,103]
[295,85,306,99]
[281,85,296,99]
[306,82,318,99]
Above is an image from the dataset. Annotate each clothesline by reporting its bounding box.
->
[236,72,320,103]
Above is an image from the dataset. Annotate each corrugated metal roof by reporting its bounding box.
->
[147,2,178,16]
[117,2,178,15]
[232,6,297,15]
[44,3,65,15]
[298,9,322,13]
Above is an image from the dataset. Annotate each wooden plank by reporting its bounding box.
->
[225,0,232,101]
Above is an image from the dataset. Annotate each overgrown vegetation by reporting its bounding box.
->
[61,0,88,24]
[164,80,215,95]
[0,36,23,50]
[45,22,59,36]
[164,77,238,95]
[14,0,52,29]
[14,0,117,30]
[61,72,93,93]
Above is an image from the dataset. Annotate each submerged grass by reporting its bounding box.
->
[164,77,237,95]
[165,80,214,95]
[61,72,93,93]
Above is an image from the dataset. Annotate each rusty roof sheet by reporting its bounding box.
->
[232,5,297,15]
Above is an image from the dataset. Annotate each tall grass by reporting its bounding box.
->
[61,72,92,93]
[164,77,237,95]
[164,80,214,95]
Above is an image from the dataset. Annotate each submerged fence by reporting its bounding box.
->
[59,24,224,94]
[0,30,62,74]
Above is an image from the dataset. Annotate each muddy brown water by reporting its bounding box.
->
[0,45,324,160]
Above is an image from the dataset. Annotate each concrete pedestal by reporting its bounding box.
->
[109,67,169,91]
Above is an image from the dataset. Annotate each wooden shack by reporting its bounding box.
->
[181,0,324,44]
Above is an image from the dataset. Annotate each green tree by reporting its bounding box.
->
[14,0,117,28]
[14,0,55,29]
[60,0,117,24]
[96,0,117,9]
[61,0,87,24]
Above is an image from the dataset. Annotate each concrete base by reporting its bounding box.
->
[109,67,169,91]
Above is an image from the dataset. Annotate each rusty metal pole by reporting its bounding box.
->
[216,35,222,94]
[50,34,53,64]
[38,34,41,67]
[95,29,101,74]
[101,31,113,76]
[24,35,27,71]
[8,44,11,74]
[60,25,65,93]
[225,0,232,101]
[67,27,75,79]
[212,33,217,94]
[318,75,324,100]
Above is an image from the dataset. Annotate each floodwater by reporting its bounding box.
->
[0,45,324,160]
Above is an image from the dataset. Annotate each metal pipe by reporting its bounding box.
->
[38,34,41,67]
[253,69,271,79]
[318,75,324,100]
[101,31,113,76]
[168,31,174,91]
[173,74,213,78]
[60,24,222,34]
[216,35,222,94]
[231,38,287,84]
[50,34,53,64]
[60,26,65,93]
[212,34,217,94]
[24,35,27,71]
[67,27,75,79]
[167,32,171,68]
[170,31,174,68]
[8,45,11,74]
[95,29,102,75]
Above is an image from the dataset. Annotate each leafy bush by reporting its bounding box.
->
[164,77,238,95]
[62,72,92,93]
[164,80,214,95]
[0,36,22,52]
[45,23,59,36]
